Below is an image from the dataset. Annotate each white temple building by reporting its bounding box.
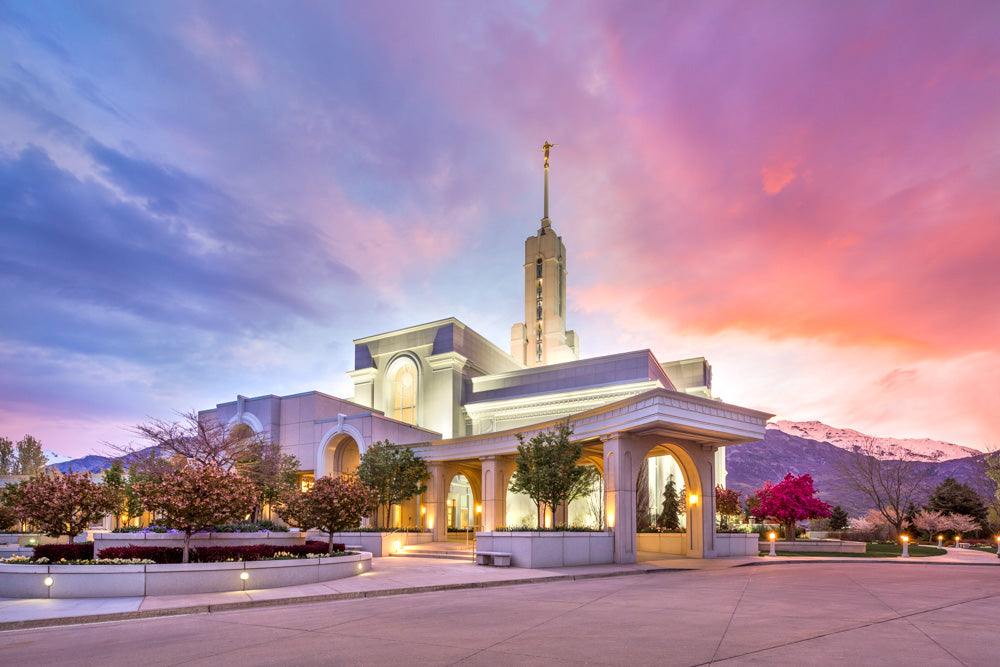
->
[200,149,770,562]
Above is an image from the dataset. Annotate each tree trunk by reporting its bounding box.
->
[785,521,796,542]
[183,530,192,563]
[328,531,334,555]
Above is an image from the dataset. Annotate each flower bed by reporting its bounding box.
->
[475,531,614,568]
[0,550,372,598]
[94,530,308,552]
[97,540,337,563]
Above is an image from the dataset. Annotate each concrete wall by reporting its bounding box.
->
[94,531,308,553]
[0,552,372,599]
[475,532,614,568]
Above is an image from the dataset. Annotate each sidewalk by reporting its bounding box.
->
[1,547,995,632]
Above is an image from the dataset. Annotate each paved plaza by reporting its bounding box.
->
[1,554,999,665]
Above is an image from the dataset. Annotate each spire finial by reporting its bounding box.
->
[542,141,556,225]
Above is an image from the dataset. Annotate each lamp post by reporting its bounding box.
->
[937,535,943,548]
[995,536,999,558]
[768,532,777,557]
[901,535,910,558]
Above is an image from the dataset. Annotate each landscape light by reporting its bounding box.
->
[43,576,53,587]
[901,535,910,558]
[768,532,777,557]
[239,571,249,581]
[393,540,401,552]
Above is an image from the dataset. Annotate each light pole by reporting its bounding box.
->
[901,535,910,558]
[768,532,777,557]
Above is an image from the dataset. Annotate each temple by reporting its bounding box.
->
[200,146,770,561]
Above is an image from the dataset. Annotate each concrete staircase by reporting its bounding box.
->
[389,541,476,561]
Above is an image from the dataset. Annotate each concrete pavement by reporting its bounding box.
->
[1,557,999,665]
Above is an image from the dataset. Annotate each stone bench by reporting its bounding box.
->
[475,551,511,567]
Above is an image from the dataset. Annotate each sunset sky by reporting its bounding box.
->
[2,1,998,458]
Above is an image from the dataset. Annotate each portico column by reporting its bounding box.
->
[425,463,448,541]
[602,432,645,564]
[479,455,516,532]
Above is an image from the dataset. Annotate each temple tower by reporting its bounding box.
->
[511,142,580,366]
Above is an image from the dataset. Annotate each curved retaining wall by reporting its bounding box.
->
[0,551,371,599]
[760,540,866,553]
[313,531,434,557]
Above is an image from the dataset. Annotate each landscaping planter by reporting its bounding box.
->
[0,533,70,547]
[714,533,760,557]
[637,532,686,555]
[312,531,434,557]
[0,551,372,599]
[475,532,614,568]
[760,540,866,553]
[94,531,307,552]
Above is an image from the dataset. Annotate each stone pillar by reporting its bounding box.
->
[479,456,516,532]
[602,433,645,564]
[678,443,718,558]
[425,463,448,541]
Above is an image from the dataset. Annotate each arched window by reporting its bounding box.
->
[392,359,417,424]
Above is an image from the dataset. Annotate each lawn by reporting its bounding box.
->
[760,543,947,558]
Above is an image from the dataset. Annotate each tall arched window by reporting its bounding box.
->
[393,359,417,424]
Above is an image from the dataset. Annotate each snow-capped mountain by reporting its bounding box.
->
[768,420,981,462]
[43,450,74,466]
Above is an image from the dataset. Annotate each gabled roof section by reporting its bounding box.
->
[465,349,675,404]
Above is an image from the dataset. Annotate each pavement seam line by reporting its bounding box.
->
[692,588,1000,665]
[707,566,753,664]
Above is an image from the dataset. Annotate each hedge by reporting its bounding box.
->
[96,540,341,564]
[33,543,95,561]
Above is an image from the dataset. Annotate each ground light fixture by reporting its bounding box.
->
[938,535,944,547]
[240,570,249,591]
[393,540,402,552]
[768,532,777,557]
[996,536,999,556]
[901,535,910,558]
[43,576,53,587]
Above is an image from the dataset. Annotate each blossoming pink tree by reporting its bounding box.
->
[134,464,257,563]
[278,475,375,554]
[749,473,832,542]
[14,471,116,540]
[715,485,742,528]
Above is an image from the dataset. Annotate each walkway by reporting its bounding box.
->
[0,546,995,632]
[2,557,1000,665]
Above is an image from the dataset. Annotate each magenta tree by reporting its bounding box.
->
[134,464,257,563]
[278,475,375,554]
[749,473,831,542]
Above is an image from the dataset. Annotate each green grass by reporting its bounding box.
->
[759,543,947,558]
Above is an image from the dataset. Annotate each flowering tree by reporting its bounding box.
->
[911,509,948,542]
[749,473,832,542]
[278,475,375,554]
[942,513,979,537]
[715,485,742,528]
[14,471,115,539]
[134,465,257,563]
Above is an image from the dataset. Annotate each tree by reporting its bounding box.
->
[0,436,15,475]
[235,440,301,522]
[658,476,682,530]
[355,440,429,528]
[836,436,933,538]
[749,473,832,542]
[103,461,142,529]
[715,485,742,528]
[15,435,47,476]
[14,471,115,539]
[508,422,588,528]
[927,478,988,528]
[134,464,257,563]
[829,505,850,531]
[277,475,375,554]
[132,411,263,470]
[0,482,21,530]
[911,509,949,542]
[942,513,980,538]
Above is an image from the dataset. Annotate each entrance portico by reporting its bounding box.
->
[413,387,770,561]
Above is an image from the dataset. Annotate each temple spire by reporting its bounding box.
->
[542,140,556,227]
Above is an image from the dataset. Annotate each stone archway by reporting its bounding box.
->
[445,469,482,532]
[316,420,367,479]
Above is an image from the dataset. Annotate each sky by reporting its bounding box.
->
[1,1,998,458]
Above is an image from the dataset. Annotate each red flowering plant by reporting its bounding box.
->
[14,471,115,540]
[134,464,257,563]
[749,473,832,542]
[715,485,743,529]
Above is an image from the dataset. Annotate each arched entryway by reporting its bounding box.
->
[446,473,480,531]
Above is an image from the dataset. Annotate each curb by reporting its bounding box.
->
[0,565,685,633]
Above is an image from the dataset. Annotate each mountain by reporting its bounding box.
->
[43,450,74,466]
[726,421,991,516]
[768,420,981,462]
[48,446,162,474]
